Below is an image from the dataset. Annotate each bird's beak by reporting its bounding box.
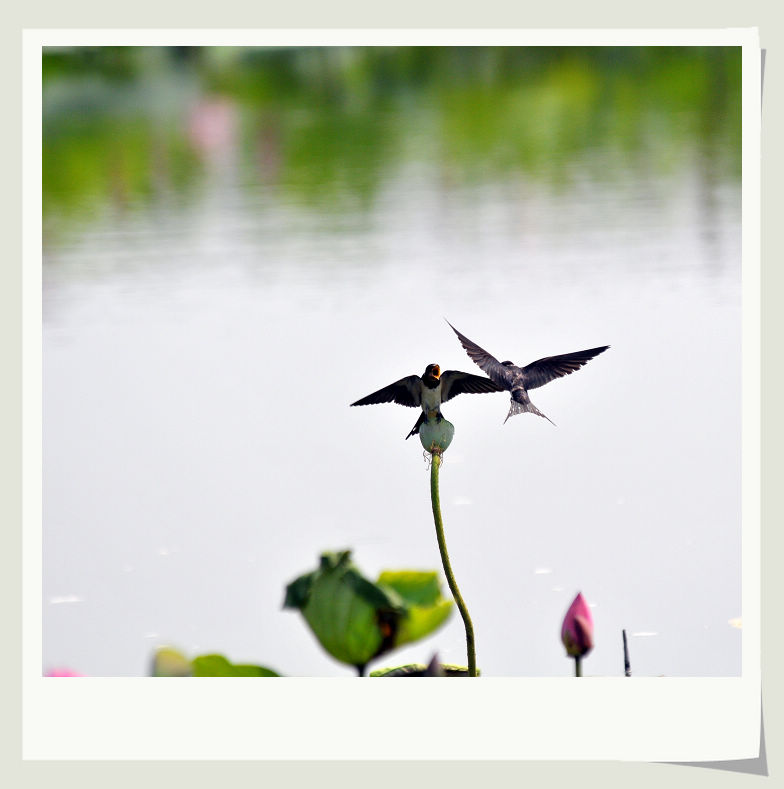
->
[432,365,440,379]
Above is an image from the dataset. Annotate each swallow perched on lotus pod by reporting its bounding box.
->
[447,321,609,425]
[350,363,503,439]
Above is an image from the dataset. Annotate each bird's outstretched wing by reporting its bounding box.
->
[447,321,516,388]
[350,375,423,408]
[522,346,610,390]
[440,370,504,402]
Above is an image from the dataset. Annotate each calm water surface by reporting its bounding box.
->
[42,48,742,676]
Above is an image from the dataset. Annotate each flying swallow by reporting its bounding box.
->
[447,321,609,425]
[350,363,503,439]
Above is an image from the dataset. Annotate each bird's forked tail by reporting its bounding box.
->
[405,411,427,440]
[504,396,556,426]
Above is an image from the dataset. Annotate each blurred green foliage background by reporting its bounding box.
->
[42,46,741,238]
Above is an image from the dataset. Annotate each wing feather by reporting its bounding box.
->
[350,375,422,408]
[446,321,514,388]
[522,346,610,390]
[440,370,504,402]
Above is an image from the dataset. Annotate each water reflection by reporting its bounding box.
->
[43,46,740,232]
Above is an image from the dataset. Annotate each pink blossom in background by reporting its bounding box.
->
[187,97,237,161]
[561,592,594,658]
[44,668,84,677]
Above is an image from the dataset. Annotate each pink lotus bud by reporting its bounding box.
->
[561,592,594,658]
[45,668,83,677]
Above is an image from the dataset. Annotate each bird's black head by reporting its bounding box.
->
[424,363,441,379]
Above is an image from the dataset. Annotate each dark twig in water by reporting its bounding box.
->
[623,629,631,677]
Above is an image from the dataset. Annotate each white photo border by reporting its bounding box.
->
[24,28,761,761]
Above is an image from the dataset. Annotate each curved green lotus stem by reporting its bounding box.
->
[430,452,477,677]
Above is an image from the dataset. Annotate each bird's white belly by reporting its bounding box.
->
[421,385,442,415]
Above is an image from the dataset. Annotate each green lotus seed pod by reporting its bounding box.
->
[419,417,455,454]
